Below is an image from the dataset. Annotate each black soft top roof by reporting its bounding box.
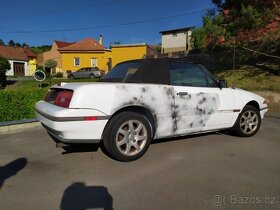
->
[100,57,198,85]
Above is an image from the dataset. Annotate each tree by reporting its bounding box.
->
[31,45,52,54]
[191,28,207,50]
[44,59,57,69]
[21,43,29,47]
[197,0,280,69]
[8,40,15,46]
[0,57,11,88]
[212,0,279,11]
[0,39,4,45]
[155,43,162,53]
[15,42,21,47]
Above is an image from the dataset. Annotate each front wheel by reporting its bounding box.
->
[103,112,152,162]
[90,74,95,78]
[233,105,261,137]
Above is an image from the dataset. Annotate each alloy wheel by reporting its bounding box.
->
[240,110,259,135]
[115,120,147,156]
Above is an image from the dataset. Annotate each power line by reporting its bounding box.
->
[0,9,205,34]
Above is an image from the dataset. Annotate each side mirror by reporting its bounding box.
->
[218,79,227,88]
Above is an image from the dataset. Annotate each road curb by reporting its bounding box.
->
[0,119,41,134]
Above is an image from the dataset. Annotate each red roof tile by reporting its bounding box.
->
[54,40,75,48]
[21,46,36,58]
[0,45,28,61]
[58,38,104,51]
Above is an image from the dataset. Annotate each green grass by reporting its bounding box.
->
[212,66,280,92]
[212,65,280,114]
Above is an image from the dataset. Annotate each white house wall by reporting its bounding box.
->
[5,60,29,76]
[161,31,192,53]
[24,62,29,76]
[6,60,14,76]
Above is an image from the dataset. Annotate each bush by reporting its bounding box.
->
[0,57,11,88]
[0,89,46,121]
[37,65,44,70]
[43,70,52,79]
[55,72,63,78]
[44,59,57,69]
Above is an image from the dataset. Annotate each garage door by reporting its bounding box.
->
[13,62,25,76]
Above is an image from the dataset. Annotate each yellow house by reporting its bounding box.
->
[59,37,158,75]
[111,43,157,67]
[28,58,37,76]
[59,37,112,73]
[37,40,75,74]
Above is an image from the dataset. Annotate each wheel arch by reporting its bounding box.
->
[105,105,157,137]
[245,100,260,110]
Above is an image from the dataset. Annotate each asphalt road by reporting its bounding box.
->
[0,117,279,210]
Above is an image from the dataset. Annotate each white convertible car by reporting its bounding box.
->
[35,58,268,161]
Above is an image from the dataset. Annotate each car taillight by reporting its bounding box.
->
[54,90,73,108]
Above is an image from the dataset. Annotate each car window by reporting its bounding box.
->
[102,62,142,81]
[198,65,219,88]
[92,67,99,71]
[169,63,207,87]
[206,75,219,87]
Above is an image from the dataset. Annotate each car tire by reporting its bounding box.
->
[90,74,95,79]
[69,75,75,79]
[103,111,152,162]
[233,105,261,137]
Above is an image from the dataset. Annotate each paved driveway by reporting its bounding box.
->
[0,117,279,210]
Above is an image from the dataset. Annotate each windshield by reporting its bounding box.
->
[100,62,142,82]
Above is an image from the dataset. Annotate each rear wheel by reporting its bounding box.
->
[103,112,152,161]
[233,105,261,137]
[69,74,75,79]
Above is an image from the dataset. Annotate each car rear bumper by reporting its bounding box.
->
[35,101,109,143]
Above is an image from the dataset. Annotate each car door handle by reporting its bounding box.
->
[177,92,189,96]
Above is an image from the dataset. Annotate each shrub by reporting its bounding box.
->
[55,72,63,78]
[0,57,11,88]
[44,59,57,69]
[0,89,46,121]
[37,65,44,70]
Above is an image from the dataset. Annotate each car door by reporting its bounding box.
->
[74,69,82,78]
[84,68,91,78]
[78,68,86,78]
[169,62,235,135]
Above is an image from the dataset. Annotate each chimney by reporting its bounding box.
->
[99,35,103,45]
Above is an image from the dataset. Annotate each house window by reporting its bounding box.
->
[74,57,80,66]
[91,58,98,67]
[172,33,177,37]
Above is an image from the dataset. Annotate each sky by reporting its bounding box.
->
[0,0,214,48]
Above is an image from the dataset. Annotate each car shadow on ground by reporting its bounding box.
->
[60,131,233,155]
[151,132,221,144]
[60,182,113,210]
[0,157,27,188]
[152,130,238,144]
[61,144,99,154]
